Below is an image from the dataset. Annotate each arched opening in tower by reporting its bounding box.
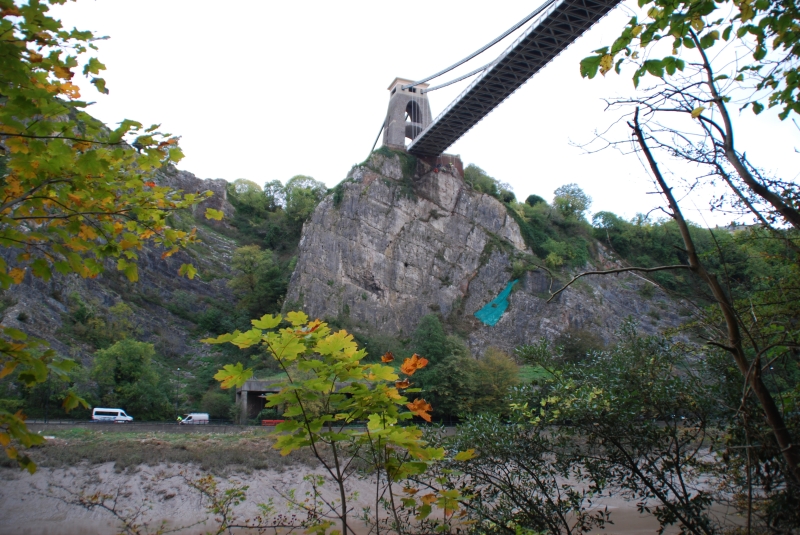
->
[404,99,426,142]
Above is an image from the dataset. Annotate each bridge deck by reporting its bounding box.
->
[407,0,622,158]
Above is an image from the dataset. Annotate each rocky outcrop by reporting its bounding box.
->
[285,152,681,353]
[0,167,238,364]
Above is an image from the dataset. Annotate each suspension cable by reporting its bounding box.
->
[401,0,558,90]
[421,61,493,93]
[370,114,388,154]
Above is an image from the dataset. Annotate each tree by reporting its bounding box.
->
[552,183,591,220]
[262,179,285,211]
[283,175,327,224]
[227,245,285,317]
[580,0,800,120]
[525,194,546,207]
[464,164,498,197]
[411,314,447,362]
[205,312,470,535]
[568,0,800,492]
[0,0,217,470]
[91,339,171,421]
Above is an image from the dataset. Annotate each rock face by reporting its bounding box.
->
[285,152,681,353]
[0,166,238,364]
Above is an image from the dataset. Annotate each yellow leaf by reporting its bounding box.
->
[599,54,613,76]
[421,493,437,505]
[386,388,401,400]
[9,268,25,284]
[54,66,73,80]
[691,106,706,118]
[0,432,9,447]
[0,362,18,379]
[631,24,643,37]
[78,225,98,240]
[58,82,81,99]
[286,311,309,326]
[204,208,224,221]
[454,449,477,461]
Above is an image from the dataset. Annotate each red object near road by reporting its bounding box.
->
[261,419,285,426]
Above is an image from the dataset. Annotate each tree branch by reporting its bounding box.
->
[547,265,690,303]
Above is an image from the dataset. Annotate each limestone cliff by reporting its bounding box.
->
[0,167,238,364]
[285,152,681,353]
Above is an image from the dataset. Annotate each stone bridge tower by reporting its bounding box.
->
[383,77,432,151]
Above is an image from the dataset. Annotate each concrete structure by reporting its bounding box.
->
[236,379,283,421]
[383,77,432,150]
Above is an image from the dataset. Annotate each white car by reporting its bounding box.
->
[179,413,209,425]
[92,408,133,423]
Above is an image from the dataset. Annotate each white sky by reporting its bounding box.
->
[52,0,799,225]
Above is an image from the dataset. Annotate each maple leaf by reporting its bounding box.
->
[407,398,433,422]
[400,354,429,376]
[395,379,411,389]
[213,363,253,389]
[381,351,394,363]
[421,493,437,505]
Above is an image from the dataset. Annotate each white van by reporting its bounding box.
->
[179,413,209,425]
[92,408,133,423]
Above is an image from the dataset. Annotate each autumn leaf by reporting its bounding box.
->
[454,449,477,461]
[691,106,706,118]
[381,351,394,363]
[403,486,419,495]
[599,54,613,76]
[407,398,433,422]
[213,363,253,389]
[400,354,429,376]
[395,379,411,389]
[421,493,437,505]
[9,268,25,284]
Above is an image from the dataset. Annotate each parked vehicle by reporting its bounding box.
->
[179,413,209,425]
[91,408,133,423]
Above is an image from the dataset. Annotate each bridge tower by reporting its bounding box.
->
[383,77,432,151]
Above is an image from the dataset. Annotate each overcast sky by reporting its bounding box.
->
[52,0,798,225]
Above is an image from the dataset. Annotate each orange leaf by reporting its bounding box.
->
[395,379,411,389]
[400,353,429,376]
[381,351,394,363]
[9,268,25,284]
[407,398,433,422]
[144,181,156,188]
[421,493,437,505]
[403,486,419,495]
[54,66,74,80]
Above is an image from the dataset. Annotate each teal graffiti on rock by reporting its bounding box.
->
[474,280,518,326]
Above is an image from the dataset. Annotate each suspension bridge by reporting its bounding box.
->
[379,0,622,158]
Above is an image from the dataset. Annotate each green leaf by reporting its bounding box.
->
[3,327,27,341]
[252,314,282,330]
[285,311,309,326]
[214,363,253,389]
[579,55,602,79]
[201,331,238,344]
[117,258,138,282]
[722,25,732,41]
[178,263,198,280]
[752,101,764,114]
[204,208,224,221]
[30,259,52,281]
[454,449,477,461]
